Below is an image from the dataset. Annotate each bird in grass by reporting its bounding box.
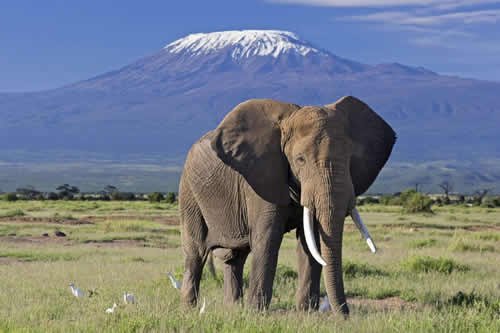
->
[123,291,135,304]
[168,272,181,290]
[199,297,206,314]
[105,303,117,313]
[69,283,85,297]
[319,295,330,312]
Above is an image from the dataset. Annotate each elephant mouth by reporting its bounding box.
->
[302,206,377,266]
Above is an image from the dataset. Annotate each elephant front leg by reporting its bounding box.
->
[295,225,322,311]
[247,216,285,310]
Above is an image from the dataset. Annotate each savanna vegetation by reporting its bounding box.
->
[0,195,498,332]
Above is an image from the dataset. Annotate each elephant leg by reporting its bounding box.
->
[181,249,208,307]
[247,207,287,310]
[223,250,249,304]
[179,182,208,307]
[295,225,322,311]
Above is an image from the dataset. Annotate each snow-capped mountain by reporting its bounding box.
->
[165,30,325,59]
[0,29,499,166]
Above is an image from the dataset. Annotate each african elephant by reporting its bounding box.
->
[178,96,396,314]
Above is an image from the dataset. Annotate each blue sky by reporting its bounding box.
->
[1,0,499,92]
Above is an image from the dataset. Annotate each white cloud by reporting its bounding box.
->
[345,9,500,25]
[269,0,500,8]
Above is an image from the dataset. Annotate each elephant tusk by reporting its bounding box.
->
[351,208,377,253]
[303,207,327,266]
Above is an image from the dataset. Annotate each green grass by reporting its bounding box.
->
[0,202,498,332]
[0,209,25,218]
[400,255,470,274]
[408,238,438,249]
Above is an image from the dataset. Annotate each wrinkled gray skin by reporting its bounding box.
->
[179,96,396,314]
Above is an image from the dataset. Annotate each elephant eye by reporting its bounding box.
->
[295,156,306,166]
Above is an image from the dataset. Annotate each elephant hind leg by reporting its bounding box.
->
[181,249,208,307]
[221,249,249,305]
[179,181,208,307]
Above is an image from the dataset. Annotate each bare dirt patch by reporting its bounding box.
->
[85,215,180,225]
[0,235,71,245]
[0,217,93,225]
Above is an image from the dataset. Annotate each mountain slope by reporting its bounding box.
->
[1,29,499,170]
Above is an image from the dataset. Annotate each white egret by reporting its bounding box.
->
[199,297,206,314]
[124,291,135,304]
[106,303,117,313]
[69,283,85,297]
[319,295,331,312]
[168,272,181,290]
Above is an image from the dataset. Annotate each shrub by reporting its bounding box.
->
[3,192,17,201]
[120,192,136,201]
[46,192,59,200]
[380,195,401,205]
[110,191,121,201]
[165,192,177,204]
[274,264,298,284]
[343,260,387,278]
[399,189,417,204]
[402,192,433,214]
[400,255,469,274]
[480,197,496,208]
[148,191,164,203]
[444,291,500,315]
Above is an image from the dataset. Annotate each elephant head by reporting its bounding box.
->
[210,96,396,314]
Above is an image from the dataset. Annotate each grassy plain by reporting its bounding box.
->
[0,200,498,332]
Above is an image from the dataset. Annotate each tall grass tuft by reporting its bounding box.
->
[400,255,470,274]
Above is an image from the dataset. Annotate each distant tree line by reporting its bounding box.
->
[358,185,500,212]
[1,184,177,203]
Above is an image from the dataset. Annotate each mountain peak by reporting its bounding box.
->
[164,30,325,59]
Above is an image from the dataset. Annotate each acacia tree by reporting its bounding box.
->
[472,188,491,205]
[16,185,41,200]
[439,181,454,201]
[56,184,80,200]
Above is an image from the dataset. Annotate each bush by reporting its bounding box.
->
[110,191,121,201]
[380,195,401,205]
[399,189,417,204]
[3,192,17,201]
[402,192,433,214]
[148,192,164,203]
[480,197,496,208]
[400,255,469,274]
[343,260,387,278]
[165,192,177,204]
[46,192,59,200]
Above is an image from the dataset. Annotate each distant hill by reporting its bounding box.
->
[1,30,499,193]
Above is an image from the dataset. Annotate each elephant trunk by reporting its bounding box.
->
[315,163,351,315]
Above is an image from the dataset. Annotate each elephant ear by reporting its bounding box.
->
[326,96,396,196]
[210,99,300,205]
